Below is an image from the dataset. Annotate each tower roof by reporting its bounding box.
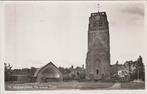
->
[90,11,106,17]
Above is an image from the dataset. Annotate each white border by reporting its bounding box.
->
[0,1,147,94]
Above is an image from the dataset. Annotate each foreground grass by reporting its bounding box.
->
[5,81,114,90]
[121,82,145,89]
[5,81,145,90]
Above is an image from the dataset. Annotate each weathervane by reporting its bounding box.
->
[97,3,100,12]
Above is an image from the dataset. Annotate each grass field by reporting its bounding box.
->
[121,82,145,89]
[5,81,114,90]
[5,81,145,90]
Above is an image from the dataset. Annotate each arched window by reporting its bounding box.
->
[96,69,99,75]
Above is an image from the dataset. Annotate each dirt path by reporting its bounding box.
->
[106,82,121,89]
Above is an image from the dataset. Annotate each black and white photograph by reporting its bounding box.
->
[0,1,146,93]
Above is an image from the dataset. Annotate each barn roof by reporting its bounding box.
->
[34,62,62,77]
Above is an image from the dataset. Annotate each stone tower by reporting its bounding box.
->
[86,11,110,80]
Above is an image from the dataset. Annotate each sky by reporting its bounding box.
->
[4,2,146,69]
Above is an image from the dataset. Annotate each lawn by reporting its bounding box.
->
[5,81,145,90]
[5,81,114,90]
[121,82,145,89]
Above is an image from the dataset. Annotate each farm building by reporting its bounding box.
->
[34,62,63,82]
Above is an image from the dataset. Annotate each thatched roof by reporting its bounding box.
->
[34,62,63,80]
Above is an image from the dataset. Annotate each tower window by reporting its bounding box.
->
[99,22,103,26]
[96,69,99,75]
[77,72,79,76]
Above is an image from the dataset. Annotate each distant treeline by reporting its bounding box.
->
[5,56,145,82]
[111,56,145,81]
[5,63,85,82]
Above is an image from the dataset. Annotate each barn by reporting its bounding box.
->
[34,62,63,82]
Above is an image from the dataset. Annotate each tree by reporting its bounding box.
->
[135,56,145,81]
[30,67,37,75]
[4,63,13,81]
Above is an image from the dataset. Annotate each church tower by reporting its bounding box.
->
[86,9,110,80]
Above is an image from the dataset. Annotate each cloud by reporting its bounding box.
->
[120,4,144,17]
[113,3,145,25]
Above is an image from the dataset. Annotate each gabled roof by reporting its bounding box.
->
[34,62,61,77]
